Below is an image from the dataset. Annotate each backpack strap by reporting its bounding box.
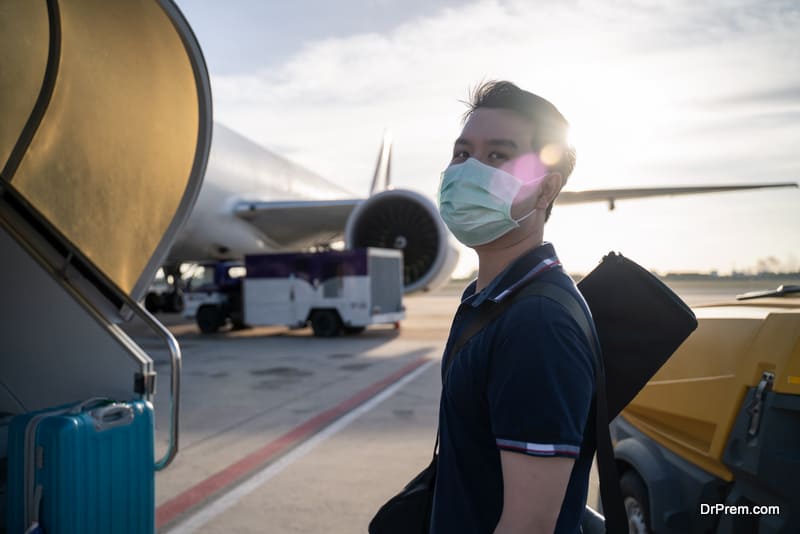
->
[513,282,627,534]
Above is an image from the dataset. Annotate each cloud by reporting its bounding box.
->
[204,0,800,274]
[209,0,799,196]
[697,86,800,112]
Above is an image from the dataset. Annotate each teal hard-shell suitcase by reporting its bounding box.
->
[6,399,155,534]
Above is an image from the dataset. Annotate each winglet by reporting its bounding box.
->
[369,130,393,195]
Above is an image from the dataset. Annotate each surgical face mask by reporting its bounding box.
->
[438,158,542,247]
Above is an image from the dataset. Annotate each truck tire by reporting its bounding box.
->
[165,291,184,313]
[144,292,162,313]
[621,470,652,534]
[311,310,342,337]
[197,305,225,333]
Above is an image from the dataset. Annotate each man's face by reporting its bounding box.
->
[449,107,550,218]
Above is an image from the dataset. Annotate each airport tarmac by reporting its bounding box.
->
[125,278,800,533]
[130,293,459,533]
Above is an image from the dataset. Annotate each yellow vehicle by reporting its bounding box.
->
[611,286,800,533]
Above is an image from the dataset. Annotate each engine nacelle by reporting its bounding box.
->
[344,189,459,293]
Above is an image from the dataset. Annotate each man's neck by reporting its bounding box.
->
[474,232,545,292]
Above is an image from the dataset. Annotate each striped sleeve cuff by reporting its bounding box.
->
[496,438,580,458]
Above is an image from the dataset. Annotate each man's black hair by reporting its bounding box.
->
[464,80,576,221]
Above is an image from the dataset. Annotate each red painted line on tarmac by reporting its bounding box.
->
[156,356,431,529]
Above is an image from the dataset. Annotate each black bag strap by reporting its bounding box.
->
[432,291,525,457]
[513,282,627,534]
[442,298,516,381]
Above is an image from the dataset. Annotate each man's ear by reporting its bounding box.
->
[535,172,563,209]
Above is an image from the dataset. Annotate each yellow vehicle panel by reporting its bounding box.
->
[621,295,800,481]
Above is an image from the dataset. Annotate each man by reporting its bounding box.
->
[431,81,595,533]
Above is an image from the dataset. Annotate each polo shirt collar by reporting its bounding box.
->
[462,242,561,307]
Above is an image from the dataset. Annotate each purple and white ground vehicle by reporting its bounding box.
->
[183,248,405,336]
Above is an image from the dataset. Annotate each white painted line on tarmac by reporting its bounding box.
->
[164,358,437,534]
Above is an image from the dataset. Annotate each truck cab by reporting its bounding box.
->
[182,261,247,333]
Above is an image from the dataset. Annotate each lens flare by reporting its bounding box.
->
[502,153,548,184]
[540,143,563,167]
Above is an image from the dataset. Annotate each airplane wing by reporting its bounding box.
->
[234,199,362,249]
[233,182,799,248]
[557,182,798,210]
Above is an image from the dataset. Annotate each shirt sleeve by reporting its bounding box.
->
[488,295,595,458]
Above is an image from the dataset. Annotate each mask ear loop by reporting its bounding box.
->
[511,170,550,225]
[513,207,537,224]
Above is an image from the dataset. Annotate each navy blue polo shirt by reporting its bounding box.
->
[430,242,596,534]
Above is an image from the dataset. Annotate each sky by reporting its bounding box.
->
[175,0,800,276]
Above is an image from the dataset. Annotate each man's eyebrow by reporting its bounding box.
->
[453,138,519,149]
[486,139,518,149]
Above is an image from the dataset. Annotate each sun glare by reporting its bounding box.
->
[560,76,674,189]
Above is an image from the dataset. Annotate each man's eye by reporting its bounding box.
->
[488,151,508,161]
[452,150,469,161]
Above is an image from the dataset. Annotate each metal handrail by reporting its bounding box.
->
[0,187,182,470]
[120,296,182,471]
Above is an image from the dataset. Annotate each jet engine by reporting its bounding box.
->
[345,189,459,293]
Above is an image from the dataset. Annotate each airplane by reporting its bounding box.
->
[147,121,798,312]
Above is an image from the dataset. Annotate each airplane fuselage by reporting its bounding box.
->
[168,123,353,262]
